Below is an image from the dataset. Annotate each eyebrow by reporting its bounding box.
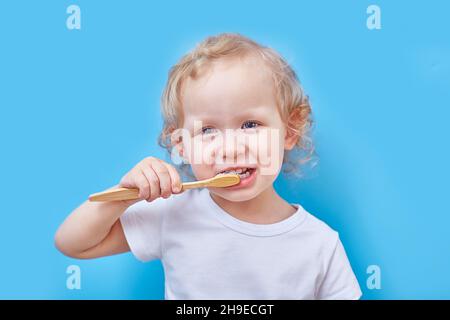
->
[189,105,275,123]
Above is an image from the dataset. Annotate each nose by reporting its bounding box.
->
[213,130,248,165]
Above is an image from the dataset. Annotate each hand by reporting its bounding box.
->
[119,157,182,205]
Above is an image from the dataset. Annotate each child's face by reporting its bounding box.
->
[178,55,297,202]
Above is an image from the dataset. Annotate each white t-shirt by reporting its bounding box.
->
[120,188,362,300]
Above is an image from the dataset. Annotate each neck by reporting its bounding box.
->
[210,186,296,224]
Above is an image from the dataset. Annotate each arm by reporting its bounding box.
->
[54,189,131,259]
[54,157,182,260]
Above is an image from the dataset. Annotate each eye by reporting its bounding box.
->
[241,120,260,130]
[201,126,217,135]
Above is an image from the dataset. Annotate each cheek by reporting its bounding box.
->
[255,128,284,176]
[185,136,219,165]
[190,163,212,180]
[188,139,218,179]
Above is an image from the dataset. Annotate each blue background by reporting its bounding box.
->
[1,0,449,299]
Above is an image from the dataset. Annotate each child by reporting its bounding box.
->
[55,33,362,300]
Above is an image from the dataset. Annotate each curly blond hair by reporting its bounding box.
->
[158,33,317,178]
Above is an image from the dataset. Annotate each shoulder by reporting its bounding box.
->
[301,207,338,238]
[296,205,340,253]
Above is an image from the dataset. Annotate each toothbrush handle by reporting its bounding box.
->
[89,187,140,202]
[180,181,207,191]
[89,182,205,201]
[88,174,238,202]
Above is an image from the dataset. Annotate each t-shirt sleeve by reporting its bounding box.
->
[120,198,167,262]
[316,235,362,300]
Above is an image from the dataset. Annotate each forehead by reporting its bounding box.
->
[181,55,277,122]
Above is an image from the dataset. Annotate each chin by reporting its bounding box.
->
[208,183,264,202]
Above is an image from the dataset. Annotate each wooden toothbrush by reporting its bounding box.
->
[88,174,240,202]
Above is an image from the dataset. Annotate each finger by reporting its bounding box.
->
[119,175,133,188]
[140,166,160,202]
[134,170,150,200]
[164,163,182,193]
[119,163,140,188]
[151,159,172,199]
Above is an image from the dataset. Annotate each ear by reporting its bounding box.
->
[284,108,302,151]
[170,128,190,164]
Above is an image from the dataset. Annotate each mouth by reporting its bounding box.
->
[215,167,257,189]
[217,167,255,178]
